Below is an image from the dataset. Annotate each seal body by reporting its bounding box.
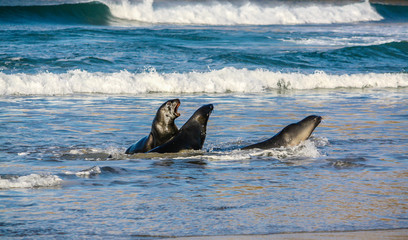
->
[241,115,322,150]
[148,104,214,153]
[125,99,181,154]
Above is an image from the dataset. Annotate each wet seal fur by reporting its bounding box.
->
[241,115,322,150]
[148,104,214,153]
[125,99,181,154]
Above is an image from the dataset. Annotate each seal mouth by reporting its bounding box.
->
[174,101,181,117]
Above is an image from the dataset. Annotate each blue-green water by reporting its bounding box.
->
[1,0,407,238]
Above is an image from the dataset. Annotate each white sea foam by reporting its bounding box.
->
[176,138,324,163]
[202,150,252,162]
[1,68,407,95]
[246,139,322,160]
[105,0,383,25]
[283,37,400,47]
[0,174,62,189]
[64,166,102,177]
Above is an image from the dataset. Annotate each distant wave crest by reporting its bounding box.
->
[0,0,390,26]
[0,1,112,25]
[107,0,383,25]
[1,68,407,95]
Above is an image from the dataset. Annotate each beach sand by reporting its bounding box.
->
[169,229,408,240]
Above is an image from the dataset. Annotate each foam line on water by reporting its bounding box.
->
[1,68,407,95]
[0,174,62,189]
[64,166,102,177]
[105,0,383,25]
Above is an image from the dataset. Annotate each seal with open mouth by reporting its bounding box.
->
[125,99,181,154]
[241,115,322,150]
[148,104,214,153]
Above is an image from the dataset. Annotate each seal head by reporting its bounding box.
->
[241,115,322,150]
[148,104,214,153]
[125,99,181,154]
[152,98,181,146]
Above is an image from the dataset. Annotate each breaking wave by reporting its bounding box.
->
[1,68,407,95]
[107,0,383,25]
[0,1,112,25]
[0,0,393,26]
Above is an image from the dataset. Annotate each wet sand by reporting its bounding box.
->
[169,229,408,240]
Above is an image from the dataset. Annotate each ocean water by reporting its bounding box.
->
[1,0,408,238]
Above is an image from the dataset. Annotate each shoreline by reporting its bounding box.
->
[168,229,408,240]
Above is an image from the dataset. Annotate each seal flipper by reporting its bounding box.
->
[125,134,154,154]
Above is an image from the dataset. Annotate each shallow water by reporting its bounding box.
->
[1,0,408,238]
[1,90,407,238]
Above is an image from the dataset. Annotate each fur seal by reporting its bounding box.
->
[241,115,322,150]
[148,104,214,153]
[125,99,181,154]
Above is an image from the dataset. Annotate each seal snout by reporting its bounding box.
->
[306,115,322,124]
[206,104,214,115]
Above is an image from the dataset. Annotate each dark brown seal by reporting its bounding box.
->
[148,104,214,153]
[125,99,181,154]
[241,115,322,150]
